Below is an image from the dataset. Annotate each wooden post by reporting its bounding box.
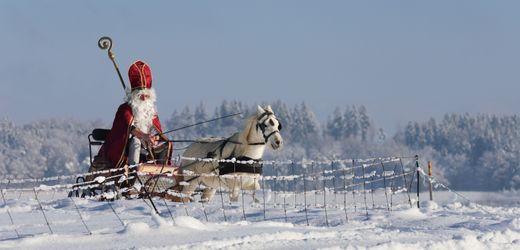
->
[428,161,433,201]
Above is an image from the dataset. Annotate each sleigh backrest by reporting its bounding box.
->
[88,128,111,166]
[91,128,110,142]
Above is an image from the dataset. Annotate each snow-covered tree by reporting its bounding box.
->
[326,107,345,140]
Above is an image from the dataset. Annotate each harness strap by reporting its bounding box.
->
[263,131,278,143]
[219,163,263,175]
[248,142,266,145]
[218,138,230,158]
[218,156,263,175]
[257,111,273,123]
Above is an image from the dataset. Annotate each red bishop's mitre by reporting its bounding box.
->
[128,60,152,90]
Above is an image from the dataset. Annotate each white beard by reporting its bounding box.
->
[127,88,157,133]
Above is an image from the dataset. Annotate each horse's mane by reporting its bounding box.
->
[238,115,257,145]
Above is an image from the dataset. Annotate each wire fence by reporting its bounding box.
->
[0,155,426,239]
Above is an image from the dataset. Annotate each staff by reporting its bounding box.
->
[98,36,159,214]
[98,36,127,91]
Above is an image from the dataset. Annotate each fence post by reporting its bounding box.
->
[1,180,19,238]
[108,201,125,227]
[262,174,267,221]
[217,177,227,222]
[351,159,357,213]
[322,169,329,227]
[70,197,92,235]
[415,155,420,208]
[428,161,433,201]
[303,167,309,226]
[380,160,390,211]
[240,175,247,221]
[331,161,337,207]
[33,187,54,234]
[162,198,176,224]
[389,162,400,210]
[283,174,288,223]
[369,161,376,209]
[312,162,317,208]
[292,162,297,208]
[361,161,369,218]
[399,158,413,207]
[197,178,208,222]
[342,162,349,223]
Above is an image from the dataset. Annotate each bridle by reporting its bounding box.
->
[254,111,282,144]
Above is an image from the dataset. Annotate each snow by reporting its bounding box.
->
[390,207,429,220]
[174,216,208,230]
[0,190,519,249]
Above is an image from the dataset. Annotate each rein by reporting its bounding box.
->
[171,111,280,146]
[167,139,265,146]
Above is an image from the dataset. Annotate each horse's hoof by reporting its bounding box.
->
[164,194,191,203]
[120,188,140,199]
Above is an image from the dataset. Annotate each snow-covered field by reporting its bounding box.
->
[1,189,519,250]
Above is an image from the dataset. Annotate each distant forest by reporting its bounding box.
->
[1,100,519,191]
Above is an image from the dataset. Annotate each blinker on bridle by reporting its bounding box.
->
[256,111,282,143]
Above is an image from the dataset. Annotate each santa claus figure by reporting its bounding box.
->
[97,60,172,169]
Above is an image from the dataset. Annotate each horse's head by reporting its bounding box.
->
[254,105,283,150]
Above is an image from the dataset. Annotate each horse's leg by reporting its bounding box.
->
[226,175,241,202]
[165,174,197,202]
[175,161,212,202]
[229,188,240,202]
[201,188,216,202]
[200,176,219,202]
[252,191,260,203]
[252,178,261,203]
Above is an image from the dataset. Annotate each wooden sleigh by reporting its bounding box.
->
[68,128,182,200]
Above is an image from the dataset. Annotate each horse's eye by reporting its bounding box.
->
[269,119,275,126]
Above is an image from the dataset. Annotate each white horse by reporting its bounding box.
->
[178,105,283,202]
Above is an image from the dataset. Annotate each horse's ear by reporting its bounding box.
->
[256,105,265,115]
[265,105,273,113]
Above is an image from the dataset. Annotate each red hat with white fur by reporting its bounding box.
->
[128,60,152,90]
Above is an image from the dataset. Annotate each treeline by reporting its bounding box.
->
[0,118,103,179]
[166,101,382,155]
[1,101,519,190]
[394,114,520,190]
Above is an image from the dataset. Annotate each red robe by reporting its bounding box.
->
[97,103,172,169]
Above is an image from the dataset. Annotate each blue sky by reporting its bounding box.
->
[1,1,519,132]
